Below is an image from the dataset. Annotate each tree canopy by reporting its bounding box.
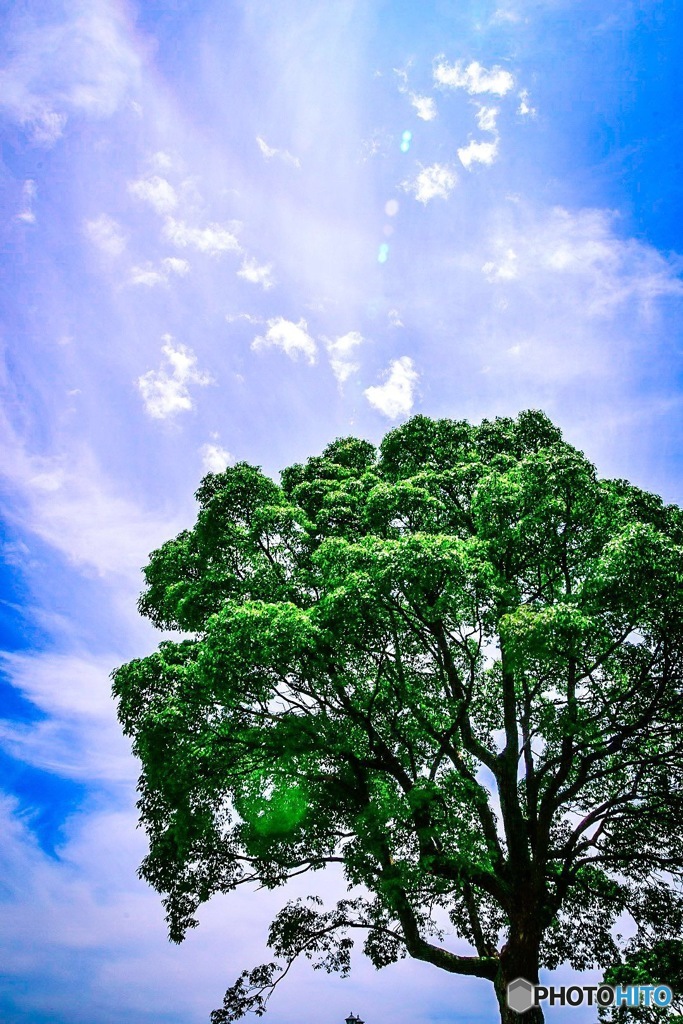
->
[113,411,683,1024]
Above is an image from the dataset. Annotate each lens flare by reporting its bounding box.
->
[400,129,412,153]
[378,243,389,263]
[385,199,399,216]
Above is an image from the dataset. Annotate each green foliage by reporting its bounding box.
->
[113,411,683,1023]
[600,940,683,1022]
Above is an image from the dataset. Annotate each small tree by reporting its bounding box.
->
[113,412,683,1024]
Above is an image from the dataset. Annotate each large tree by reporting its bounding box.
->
[113,411,683,1024]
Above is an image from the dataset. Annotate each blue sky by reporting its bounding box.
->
[1,1,682,1022]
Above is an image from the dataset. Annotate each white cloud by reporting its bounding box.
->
[388,309,404,328]
[534,209,683,313]
[129,257,190,288]
[137,336,214,419]
[128,175,178,214]
[251,317,317,364]
[458,138,499,169]
[469,203,683,391]
[393,64,437,121]
[30,110,68,146]
[150,150,173,172]
[404,164,458,204]
[0,652,134,783]
[0,414,181,579]
[476,105,498,132]
[225,312,262,324]
[0,1,142,145]
[129,264,167,287]
[161,256,190,276]
[482,248,518,281]
[237,257,275,289]
[256,136,276,158]
[518,89,536,117]
[255,136,300,167]
[482,206,683,316]
[434,59,514,96]
[393,64,411,90]
[364,356,419,419]
[324,331,364,385]
[148,150,174,173]
[200,443,233,475]
[0,784,487,1024]
[16,179,37,223]
[1,652,113,722]
[84,214,127,256]
[410,93,437,121]
[162,217,241,256]
[491,4,522,23]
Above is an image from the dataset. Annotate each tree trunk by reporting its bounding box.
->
[495,985,544,1024]
[494,929,545,1024]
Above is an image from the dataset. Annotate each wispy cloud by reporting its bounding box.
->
[324,331,364,385]
[434,59,514,96]
[490,4,522,24]
[359,128,390,160]
[128,175,178,214]
[481,205,683,315]
[0,652,134,782]
[393,63,412,90]
[129,257,190,288]
[162,217,241,256]
[200,442,234,474]
[467,202,683,394]
[404,164,458,203]
[84,214,127,256]
[364,356,419,418]
[458,138,499,169]
[31,111,68,146]
[0,7,681,1024]
[149,150,174,172]
[137,336,214,419]
[225,312,262,324]
[0,0,142,145]
[482,247,518,281]
[251,317,317,363]
[16,179,37,223]
[393,62,437,122]
[129,265,167,287]
[0,415,180,579]
[162,256,190,276]
[256,136,300,167]
[237,257,275,289]
[517,89,536,116]
[0,783,483,1024]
